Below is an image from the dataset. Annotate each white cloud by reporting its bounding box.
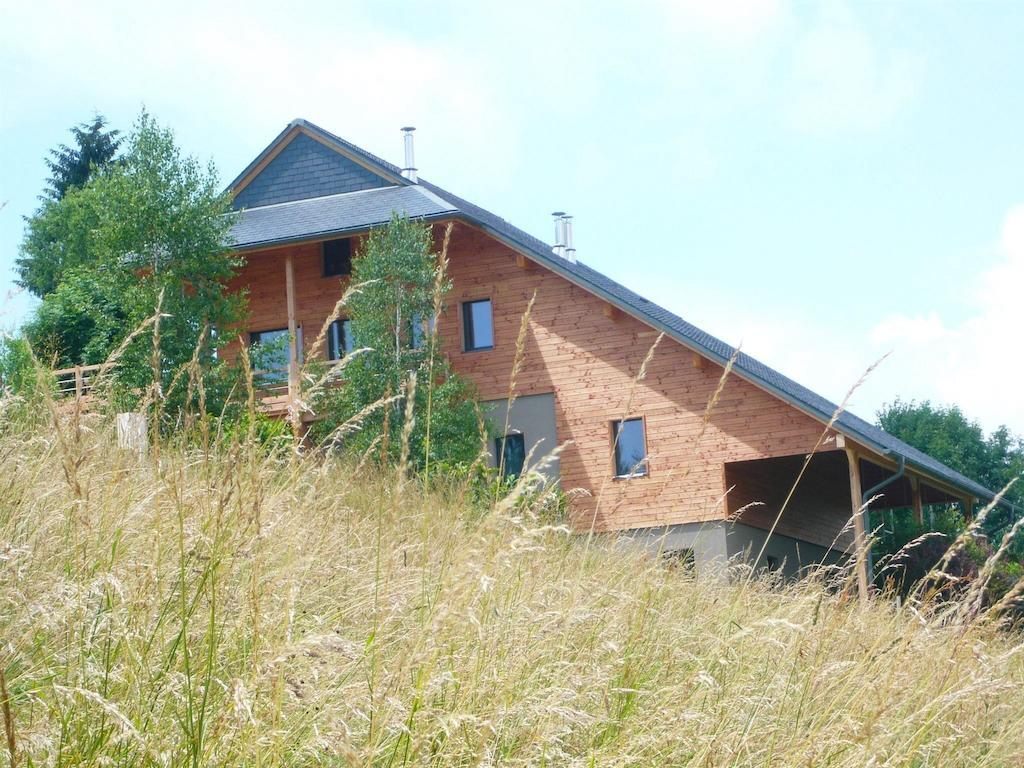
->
[866,204,1024,433]
[625,206,1024,436]
[649,0,924,135]
[0,0,518,177]
[656,0,789,48]
[871,312,951,346]
[786,1,924,132]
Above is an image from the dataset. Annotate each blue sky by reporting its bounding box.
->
[2,0,1022,433]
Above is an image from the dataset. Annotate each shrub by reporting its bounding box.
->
[309,216,482,469]
[18,110,245,429]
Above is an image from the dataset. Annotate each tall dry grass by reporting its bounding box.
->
[0,398,1023,766]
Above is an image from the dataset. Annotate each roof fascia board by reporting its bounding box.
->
[846,440,983,503]
[228,124,302,196]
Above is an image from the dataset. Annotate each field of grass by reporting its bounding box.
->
[1,404,1023,767]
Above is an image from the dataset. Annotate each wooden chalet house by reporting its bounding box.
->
[225,119,998,590]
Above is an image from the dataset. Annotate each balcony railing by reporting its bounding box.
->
[254,359,344,419]
[253,368,290,399]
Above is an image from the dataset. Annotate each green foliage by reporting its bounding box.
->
[874,400,1024,596]
[468,462,569,523]
[19,110,245,425]
[17,115,122,297]
[873,505,965,587]
[878,400,1024,534]
[0,335,36,392]
[426,459,508,508]
[347,213,437,358]
[219,410,291,450]
[17,183,106,299]
[0,336,61,432]
[22,266,128,365]
[310,215,482,468]
[44,113,122,201]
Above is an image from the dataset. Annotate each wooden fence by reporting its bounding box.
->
[52,364,104,399]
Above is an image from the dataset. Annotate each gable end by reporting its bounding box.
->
[232,132,393,209]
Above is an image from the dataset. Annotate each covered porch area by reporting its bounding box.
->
[236,243,349,425]
[724,443,976,595]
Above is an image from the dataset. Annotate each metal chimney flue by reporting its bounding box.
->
[401,127,417,182]
[562,215,576,263]
[551,211,566,257]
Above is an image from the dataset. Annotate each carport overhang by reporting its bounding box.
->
[725,437,996,601]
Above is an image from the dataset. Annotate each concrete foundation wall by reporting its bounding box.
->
[621,522,730,577]
[725,522,847,579]
[620,520,849,581]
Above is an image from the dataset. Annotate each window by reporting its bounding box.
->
[327,319,354,361]
[765,555,781,573]
[411,312,436,350]
[495,433,526,479]
[611,417,648,478]
[462,299,494,351]
[250,327,299,382]
[664,548,695,571]
[323,238,352,277]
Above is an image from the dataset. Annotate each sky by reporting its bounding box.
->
[1,0,1022,434]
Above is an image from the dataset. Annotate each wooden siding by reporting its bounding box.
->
[226,222,835,534]
[226,238,364,358]
[724,452,856,552]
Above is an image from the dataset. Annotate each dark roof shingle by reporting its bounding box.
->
[230,185,456,250]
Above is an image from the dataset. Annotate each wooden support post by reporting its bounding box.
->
[74,366,83,399]
[910,476,924,526]
[284,253,299,429]
[962,496,975,518]
[846,447,870,601]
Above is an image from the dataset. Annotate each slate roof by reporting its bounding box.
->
[231,185,456,250]
[233,132,390,209]
[229,119,1004,506]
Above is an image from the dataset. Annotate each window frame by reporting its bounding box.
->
[663,548,696,571]
[249,326,299,360]
[461,298,494,352]
[410,312,437,350]
[248,326,302,379]
[610,415,649,479]
[326,318,354,361]
[249,327,289,345]
[322,238,352,278]
[495,432,527,479]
